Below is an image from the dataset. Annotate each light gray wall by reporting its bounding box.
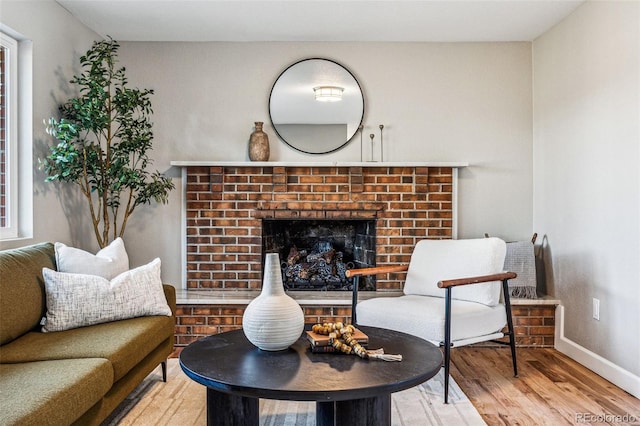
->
[533,1,639,376]
[0,1,99,250]
[115,41,534,286]
[0,4,534,290]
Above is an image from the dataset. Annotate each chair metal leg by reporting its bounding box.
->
[502,279,518,377]
[161,360,167,382]
[443,347,451,404]
[351,276,360,325]
[443,287,452,404]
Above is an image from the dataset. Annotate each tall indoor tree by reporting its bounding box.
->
[42,38,174,248]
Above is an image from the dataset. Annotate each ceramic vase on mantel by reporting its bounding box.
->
[248,121,270,161]
[242,253,304,351]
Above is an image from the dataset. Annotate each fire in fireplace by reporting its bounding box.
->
[262,219,376,291]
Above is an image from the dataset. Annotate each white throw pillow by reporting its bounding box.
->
[41,258,171,333]
[55,238,129,280]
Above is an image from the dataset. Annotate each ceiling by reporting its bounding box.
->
[56,0,585,42]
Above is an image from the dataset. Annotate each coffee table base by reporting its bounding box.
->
[317,395,391,426]
[206,388,391,426]
[206,388,259,426]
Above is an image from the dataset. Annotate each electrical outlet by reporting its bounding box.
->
[593,298,600,321]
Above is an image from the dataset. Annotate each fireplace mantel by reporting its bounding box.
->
[171,161,469,168]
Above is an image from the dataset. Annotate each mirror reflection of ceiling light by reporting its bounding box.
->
[313,86,344,102]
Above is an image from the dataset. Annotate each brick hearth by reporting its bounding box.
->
[173,298,558,349]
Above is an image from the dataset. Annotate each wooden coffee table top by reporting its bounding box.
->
[179,325,443,402]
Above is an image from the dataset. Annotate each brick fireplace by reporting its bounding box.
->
[178,163,460,291]
[169,161,557,350]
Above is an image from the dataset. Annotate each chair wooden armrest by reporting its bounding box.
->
[345,264,409,278]
[348,265,409,326]
[437,271,517,288]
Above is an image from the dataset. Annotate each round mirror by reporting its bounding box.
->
[269,58,365,154]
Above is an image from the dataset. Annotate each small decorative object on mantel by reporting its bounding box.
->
[369,134,375,162]
[308,322,402,361]
[379,124,384,162]
[248,121,270,161]
[359,124,364,161]
[242,253,304,351]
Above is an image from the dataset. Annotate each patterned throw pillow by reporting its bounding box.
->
[41,258,171,332]
[55,238,129,280]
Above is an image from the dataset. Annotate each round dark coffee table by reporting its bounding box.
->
[179,325,442,426]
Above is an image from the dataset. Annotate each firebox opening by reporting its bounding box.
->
[262,219,376,291]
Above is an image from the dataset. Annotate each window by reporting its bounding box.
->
[0,41,5,227]
[0,32,18,238]
[0,28,31,241]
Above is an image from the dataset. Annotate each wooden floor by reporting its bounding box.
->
[450,347,639,425]
[164,346,638,425]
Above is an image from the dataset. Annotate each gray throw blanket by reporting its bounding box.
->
[504,240,537,299]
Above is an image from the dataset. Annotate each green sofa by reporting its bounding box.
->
[0,242,176,426]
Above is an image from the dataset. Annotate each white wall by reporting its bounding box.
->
[0,1,100,251]
[533,0,639,381]
[115,41,534,285]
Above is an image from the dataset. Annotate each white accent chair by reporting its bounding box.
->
[347,237,518,403]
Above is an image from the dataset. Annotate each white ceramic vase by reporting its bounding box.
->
[242,253,304,351]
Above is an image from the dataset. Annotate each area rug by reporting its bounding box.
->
[103,359,486,425]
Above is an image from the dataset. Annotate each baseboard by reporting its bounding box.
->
[555,305,640,399]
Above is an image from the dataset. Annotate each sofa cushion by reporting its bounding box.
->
[55,237,129,280]
[403,238,507,306]
[356,294,507,344]
[0,243,55,345]
[0,315,173,382]
[0,358,113,426]
[41,258,171,332]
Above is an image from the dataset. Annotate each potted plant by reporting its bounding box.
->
[42,38,174,248]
